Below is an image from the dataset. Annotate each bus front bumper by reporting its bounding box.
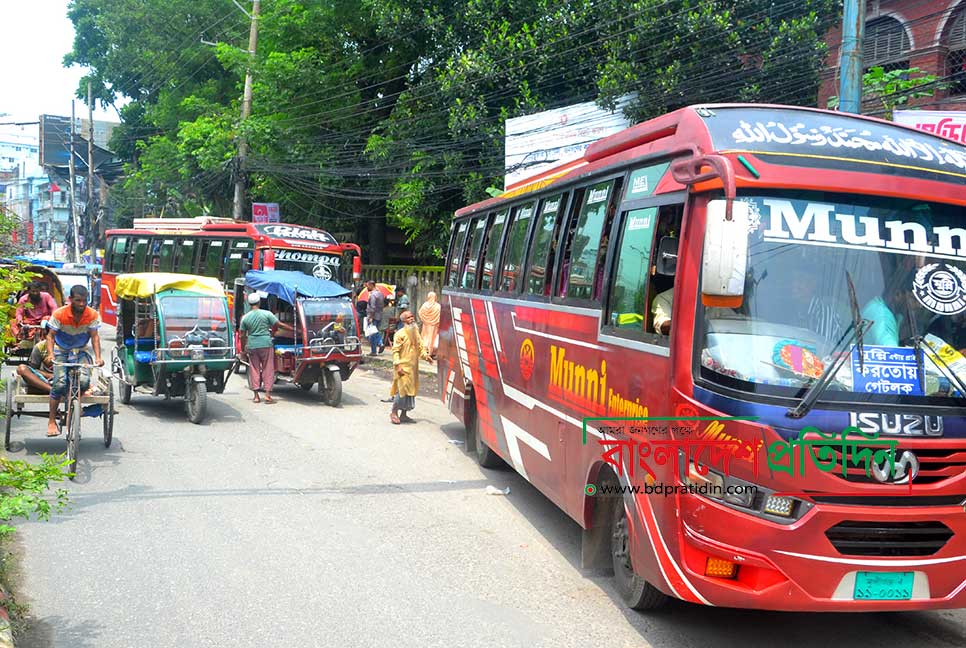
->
[668,494,966,611]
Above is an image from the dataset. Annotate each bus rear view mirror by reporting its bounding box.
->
[655,236,678,276]
[701,199,749,308]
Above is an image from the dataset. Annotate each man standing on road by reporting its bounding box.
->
[366,280,386,355]
[240,292,293,404]
[389,310,432,424]
[45,285,103,437]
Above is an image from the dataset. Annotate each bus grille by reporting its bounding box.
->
[825,521,953,556]
[825,446,966,485]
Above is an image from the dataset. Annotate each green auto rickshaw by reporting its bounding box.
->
[111,273,234,423]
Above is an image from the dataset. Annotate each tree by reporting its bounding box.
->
[827,66,944,120]
[66,0,840,262]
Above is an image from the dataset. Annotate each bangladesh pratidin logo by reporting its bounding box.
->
[519,338,535,381]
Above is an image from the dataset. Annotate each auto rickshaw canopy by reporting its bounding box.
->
[244,270,350,304]
[116,273,225,299]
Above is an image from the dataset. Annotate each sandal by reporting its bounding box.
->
[390,412,401,424]
[264,398,277,405]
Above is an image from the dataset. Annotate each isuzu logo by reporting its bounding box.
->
[849,412,943,437]
[872,450,920,484]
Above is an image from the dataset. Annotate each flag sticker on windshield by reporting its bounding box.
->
[913,263,966,315]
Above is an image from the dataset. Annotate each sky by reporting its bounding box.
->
[0,0,120,141]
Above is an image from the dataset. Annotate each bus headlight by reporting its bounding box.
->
[680,452,812,524]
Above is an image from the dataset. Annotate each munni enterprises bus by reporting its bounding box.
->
[438,104,966,612]
[101,218,362,327]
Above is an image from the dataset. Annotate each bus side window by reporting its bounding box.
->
[446,221,470,287]
[461,217,488,290]
[108,236,128,273]
[132,238,150,272]
[645,204,685,336]
[524,194,566,296]
[559,179,622,301]
[200,239,226,280]
[225,239,254,284]
[480,209,508,291]
[158,239,176,272]
[174,239,196,274]
[498,202,534,293]
[605,207,659,336]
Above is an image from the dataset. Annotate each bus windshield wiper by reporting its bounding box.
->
[786,272,870,419]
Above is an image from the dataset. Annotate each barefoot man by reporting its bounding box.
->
[45,286,103,437]
[389,310,432,424]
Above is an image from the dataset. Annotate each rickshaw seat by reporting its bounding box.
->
[135,351,155,363]
[124,337,157,349]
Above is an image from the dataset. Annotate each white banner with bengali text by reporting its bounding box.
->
[894,109,966,145]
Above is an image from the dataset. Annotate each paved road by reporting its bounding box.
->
[7,366,966,648]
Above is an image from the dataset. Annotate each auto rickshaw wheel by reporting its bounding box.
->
[320,370,342,407]
[120,380,133,405]
[185,380,207,424]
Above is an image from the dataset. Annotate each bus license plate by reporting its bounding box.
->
[853,572,913,600]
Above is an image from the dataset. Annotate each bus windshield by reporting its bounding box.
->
[698,190,966,406]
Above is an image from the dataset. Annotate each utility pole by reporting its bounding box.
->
[68,101,82,263]
[88,79,99,251]
[838,0,867,114]
[232,0,260,222]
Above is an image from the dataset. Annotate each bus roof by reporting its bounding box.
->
[457,103,966,218]
[108,219,350,252]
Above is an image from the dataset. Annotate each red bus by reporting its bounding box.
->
[101,217,361,326]
[438,104,966,612]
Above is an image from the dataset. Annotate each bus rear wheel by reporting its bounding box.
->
[610,500,668,611]
[469,405,503,469]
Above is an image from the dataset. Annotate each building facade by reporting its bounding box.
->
[818,1,966,113]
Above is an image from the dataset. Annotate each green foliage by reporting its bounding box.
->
[0,456,71,539]
[827,66,945,120]
[67,0,839,260]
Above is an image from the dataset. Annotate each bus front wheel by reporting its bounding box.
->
[611,500,668,611]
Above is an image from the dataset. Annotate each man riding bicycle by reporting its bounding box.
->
[45,285,104,437]
[12,281,58,343]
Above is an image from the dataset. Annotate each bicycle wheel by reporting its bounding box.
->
[67,397,81,478]
[103,379,115,448]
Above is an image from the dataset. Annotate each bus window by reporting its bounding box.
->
[446,221,470,287]
[480,209,508,291]
[200,239,227,280]
[158,239,176,272]
[559,179,622,301]
[525,194,565,296]
[132,238,150,272]
[224,239,254,284]
[605,208,659,335]
[645,203,685,337]
[174,239,196,274]
[499,202,535,293]
[461,217,488,289]
[108,236,129,273]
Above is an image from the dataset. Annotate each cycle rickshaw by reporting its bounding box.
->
[4,358,115,478]
[233,270,362,406]
[3,265,65,366]
[112,273,235,423]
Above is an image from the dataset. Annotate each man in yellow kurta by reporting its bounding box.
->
[390,310,432,424]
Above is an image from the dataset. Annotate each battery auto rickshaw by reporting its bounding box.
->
[112,273,235,423]
[234,270,362,406]
[4,264,65,365]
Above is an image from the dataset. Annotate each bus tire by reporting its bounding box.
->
[469,405,504,469]
[611,498,668,611]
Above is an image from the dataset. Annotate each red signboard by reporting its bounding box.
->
[252,202,281,223]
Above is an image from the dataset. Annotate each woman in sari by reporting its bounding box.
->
[418,292,441,357]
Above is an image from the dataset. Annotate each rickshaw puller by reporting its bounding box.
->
[45,286,104,437]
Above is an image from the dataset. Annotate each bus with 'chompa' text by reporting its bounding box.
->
[438,104,966,612]
[101,218,361,326]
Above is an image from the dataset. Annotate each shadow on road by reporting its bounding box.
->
[17,615,104,648]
